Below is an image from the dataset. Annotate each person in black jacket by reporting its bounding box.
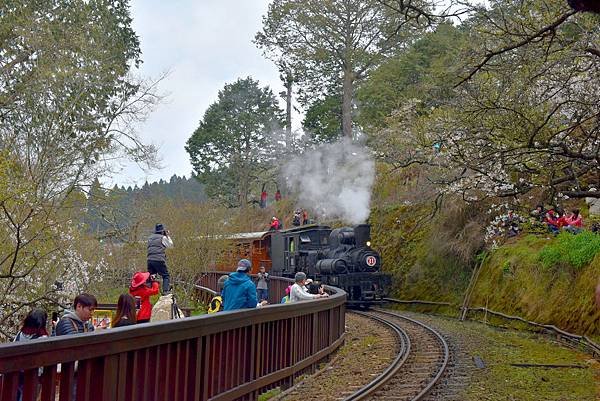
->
[112,294,137,327]
[14,309,49,341]
[55,293,97,336]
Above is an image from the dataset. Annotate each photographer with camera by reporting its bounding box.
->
[129,272,160,323]
[147,223,173,294]
[290,272,329,302]
[255,265,270,302]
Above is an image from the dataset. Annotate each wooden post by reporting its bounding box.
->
[460,252,487,321]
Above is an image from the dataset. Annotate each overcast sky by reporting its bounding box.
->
[110,0,282,187]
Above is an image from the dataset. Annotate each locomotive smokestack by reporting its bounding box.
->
[354,224,370,248]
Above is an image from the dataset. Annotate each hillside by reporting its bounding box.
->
[372,214,600,337]
[469,233,600,336]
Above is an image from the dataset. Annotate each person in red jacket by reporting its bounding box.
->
[269,216,280,231]
[544,210,560,234]
[564,209,583,234]
[260,190,267,208]
[565,209,583,227]
[129,271,160,323]
[555,210,569,228]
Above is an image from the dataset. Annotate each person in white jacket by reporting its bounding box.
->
[289,272,329,302]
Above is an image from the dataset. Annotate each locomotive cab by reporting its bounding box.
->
[270,225,332,274]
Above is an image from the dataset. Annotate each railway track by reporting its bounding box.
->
[344,309,450,401]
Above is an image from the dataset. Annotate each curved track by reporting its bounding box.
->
[344,309,450,401]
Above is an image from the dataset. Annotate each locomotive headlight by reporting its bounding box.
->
[366,241,371,247]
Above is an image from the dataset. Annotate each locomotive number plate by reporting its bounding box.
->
[366,256,377,267]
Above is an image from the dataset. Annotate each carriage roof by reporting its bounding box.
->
[224,224,331,241]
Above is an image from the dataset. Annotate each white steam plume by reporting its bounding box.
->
[283,138,375,224]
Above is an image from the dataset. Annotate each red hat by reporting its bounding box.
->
[131,272,150,288]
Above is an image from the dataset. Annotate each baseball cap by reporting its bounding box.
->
[236,259,251,272]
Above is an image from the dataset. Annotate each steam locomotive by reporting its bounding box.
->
[222,224,390,307]
[270,224,390,307]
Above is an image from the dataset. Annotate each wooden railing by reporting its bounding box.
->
[0,273,346,401]
[195,272,296,306]
[96,303,194,318]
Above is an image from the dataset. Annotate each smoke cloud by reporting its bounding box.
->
[283,138,375,225]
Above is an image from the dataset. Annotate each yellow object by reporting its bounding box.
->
[208,295,223,313]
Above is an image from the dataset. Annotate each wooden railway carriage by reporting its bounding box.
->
[219,231,273,274]
[221,224,390,307]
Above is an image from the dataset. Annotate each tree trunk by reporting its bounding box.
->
[239,138,251,209]
[342,70,354,139]
[285,73,293,148]
[239,175,245,209]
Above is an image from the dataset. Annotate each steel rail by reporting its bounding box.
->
[377,309,450,400]
[343,311,412,401]
[346,309,450,401]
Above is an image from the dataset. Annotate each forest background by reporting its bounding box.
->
[1,0,599,341]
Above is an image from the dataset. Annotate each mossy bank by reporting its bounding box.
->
[371,200,600,338]
[469,233,600,337]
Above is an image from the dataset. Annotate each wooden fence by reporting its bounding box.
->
[0,273,346,401]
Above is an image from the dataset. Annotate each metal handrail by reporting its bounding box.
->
[465,306,600,357]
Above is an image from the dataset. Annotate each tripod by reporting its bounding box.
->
[170,289,183,319]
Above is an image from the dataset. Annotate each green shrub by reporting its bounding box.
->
[538,231,600,269]
[501,260,511,274]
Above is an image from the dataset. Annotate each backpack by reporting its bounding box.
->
[208,295,223,314]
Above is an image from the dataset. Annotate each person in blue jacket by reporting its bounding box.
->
[222,259,268,311]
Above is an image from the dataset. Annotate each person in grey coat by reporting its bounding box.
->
[147,223,174,294]
[55,293,97,336]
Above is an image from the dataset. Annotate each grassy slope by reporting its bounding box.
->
[371,203,472,304]
[469,234,600,336]
[371,185,600,337]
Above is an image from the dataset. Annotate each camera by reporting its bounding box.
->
[146,274,158,285]
[307,282,322,295]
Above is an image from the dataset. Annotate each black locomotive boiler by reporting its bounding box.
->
[269,224,391,307]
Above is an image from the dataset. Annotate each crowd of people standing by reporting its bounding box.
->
[12,224,326,342]
[268,207,310,232]
[12,222,175,341]
[207,259,329,313]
